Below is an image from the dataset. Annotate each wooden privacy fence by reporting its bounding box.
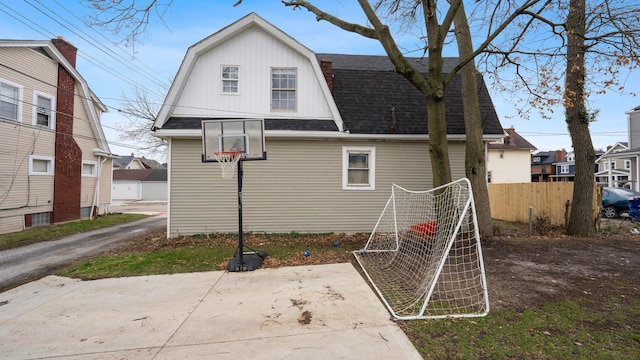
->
[487,182,599,225]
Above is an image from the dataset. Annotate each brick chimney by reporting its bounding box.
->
[51,36,77,67]
[505,127,516,145]
[320,58,333,92]
[51,36,81,224]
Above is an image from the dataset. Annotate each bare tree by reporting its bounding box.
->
[117,84,167,160]
[479,0,640,236]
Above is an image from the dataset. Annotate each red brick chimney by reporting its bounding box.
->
[51,36,81,223]
[320,58,333,92]
[505,127,516,145]
[51,37,77,67]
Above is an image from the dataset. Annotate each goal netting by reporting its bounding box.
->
[353,178,489,320]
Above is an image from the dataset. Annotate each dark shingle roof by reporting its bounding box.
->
[488,128,537,150]
[113,169,167,181]
[157,54,503,136]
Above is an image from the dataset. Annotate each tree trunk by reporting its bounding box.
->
[565,0,596,236]
[452,1,493,237]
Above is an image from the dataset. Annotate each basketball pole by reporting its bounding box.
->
[236,159,244,270]
[228,158,265,272]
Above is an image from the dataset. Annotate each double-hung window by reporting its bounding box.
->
[342,146,376,190]
[271,68,296,110]
[221,65,239,93]
[0,80,22,122]
[33,91,55,129]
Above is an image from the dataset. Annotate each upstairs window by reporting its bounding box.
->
[271,68,296,110]
[221,66,239,93]
[33,91,55,129]
[625,160,632,170]
[560,164,569,174]
[0,80,22,122]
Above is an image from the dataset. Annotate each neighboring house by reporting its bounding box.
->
[486,127,537,183]
[595,141,634,189]
[552,151,576,182]
[151,13,504,237]
[113,153,148,169]
[0,37,115,235]
[112,169,167,201]
[531,149,567,182]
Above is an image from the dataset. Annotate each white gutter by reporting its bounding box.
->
[153,129,504,142]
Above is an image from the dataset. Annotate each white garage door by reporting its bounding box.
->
[112,180,141,200]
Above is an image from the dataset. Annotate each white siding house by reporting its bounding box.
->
[152,13,504,237]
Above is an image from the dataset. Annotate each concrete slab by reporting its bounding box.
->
[0,264,422,360]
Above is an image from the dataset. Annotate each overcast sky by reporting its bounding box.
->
[1,0,638,159]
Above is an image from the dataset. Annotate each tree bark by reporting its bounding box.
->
[565,0,596,236]
[452,2,493,237]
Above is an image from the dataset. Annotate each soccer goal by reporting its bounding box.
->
[353,178,489,320]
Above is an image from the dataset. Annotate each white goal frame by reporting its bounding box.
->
[353,178,489,320]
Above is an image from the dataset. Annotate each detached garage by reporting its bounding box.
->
[112,169,167,201]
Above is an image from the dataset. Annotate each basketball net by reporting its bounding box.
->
[214,151,243,180]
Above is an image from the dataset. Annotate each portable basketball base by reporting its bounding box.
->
[201,119,267,272]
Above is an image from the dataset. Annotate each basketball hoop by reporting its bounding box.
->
[214,151,243,180]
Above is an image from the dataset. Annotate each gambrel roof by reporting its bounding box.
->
[0,38,112,156]
[153,13,504,140]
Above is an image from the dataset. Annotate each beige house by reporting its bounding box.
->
[152,13,505,237]
[486,127,537,183]
[0,38,115,235]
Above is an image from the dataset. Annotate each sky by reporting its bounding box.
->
[1,0,638,160]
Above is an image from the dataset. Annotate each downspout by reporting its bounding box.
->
[90,156,107,219]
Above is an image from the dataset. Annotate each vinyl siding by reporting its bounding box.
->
[0,47,58,233]
[175,26,333,119]
[487,149,532,183]
[168,137,466,236]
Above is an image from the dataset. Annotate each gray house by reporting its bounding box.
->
[152,13,504,237]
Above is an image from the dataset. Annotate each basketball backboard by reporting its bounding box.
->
[202,119,266,162]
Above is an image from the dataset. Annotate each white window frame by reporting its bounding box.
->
[560,164,569,174]
[0,78,23,123]
[29,155,54,176]
[342,146,376,190]
[221,65,239,94]
[625,160,632,170]
[32,90,55,129]
[82,160,98,177]
[271,67,297,111]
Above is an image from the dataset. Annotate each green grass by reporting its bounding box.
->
[58,247,232,279]
[0,213,149,250]
[400,286,640,359]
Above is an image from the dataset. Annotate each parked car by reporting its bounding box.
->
[601,187,640,218]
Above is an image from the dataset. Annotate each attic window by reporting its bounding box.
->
[271,68,296,110]
[221,66,239,93]
[532,157,540,163]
